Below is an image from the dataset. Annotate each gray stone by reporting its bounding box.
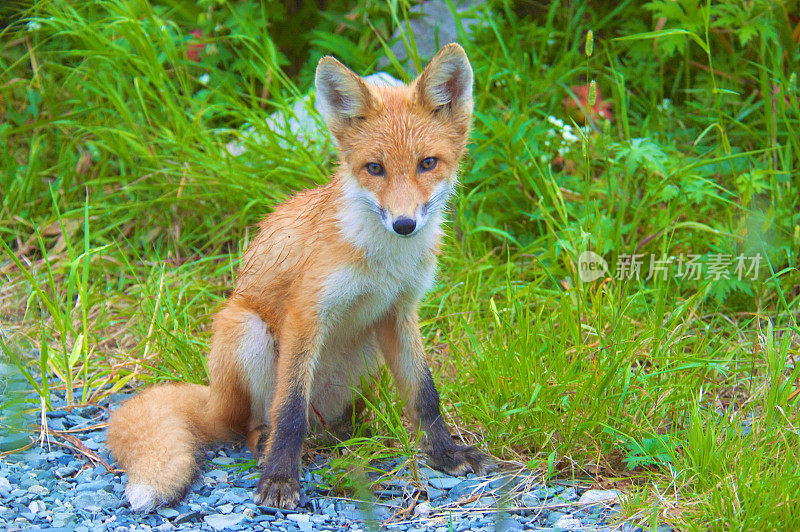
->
[0,434,30,452]
[221,488,250,505]
[463,495,495,509]
[383,478,410,490]
[205,469,228,482]
[546,511,567,525]
[449,478,484,496]
[19,474,38,488]
[522,492,541,507]
[204,513,244,530]
[578,489,621,506]
[496,517,523,531]
[156,507,180,518]
[217,503,234,514]
[416,466,452,479]
[0,477,12,497]
[553,515,582,530]
[73,493,97,510]
[27,500,46,515]
[72,490,118,511]
[55,466,77,479]
[428,476,463,490]
[75,480,110,492]
[414,502,432,517]
[427,487,445,500]
[560,487,578,501]
[52,511,77,528]
[175,510,201,524]
[27,484,50,497]
[212,456,234,466]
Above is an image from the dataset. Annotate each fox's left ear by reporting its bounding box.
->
[315,56,377,137]
[414,43,474,121]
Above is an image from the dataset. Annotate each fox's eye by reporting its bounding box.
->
[419,157,438,171]
[366,162,385,176]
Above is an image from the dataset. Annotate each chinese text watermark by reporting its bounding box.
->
[578,252,762,283]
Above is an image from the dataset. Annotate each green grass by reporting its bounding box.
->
[1,1,799,530]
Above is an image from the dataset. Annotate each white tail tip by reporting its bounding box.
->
[125,483,161,512]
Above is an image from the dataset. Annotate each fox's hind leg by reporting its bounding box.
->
[218,304,278,434]
[246,424,271,465]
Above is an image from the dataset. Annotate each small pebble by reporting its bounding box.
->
[547,511,567,525]
[156,508,179,518]
[428,476,462,490]
[28,500,46,515]
[553,515,583,530]
[0,477,12,496]
[521,492,539,507]
[54,466,77,478]
[427,487,445,500]
[28,484,50,497]
[414,502,432,517]
[204,513,244,530]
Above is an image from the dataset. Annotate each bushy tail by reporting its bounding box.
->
[107,383,230,511]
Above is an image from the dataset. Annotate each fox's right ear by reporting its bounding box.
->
[315,57,377,133]
[414,43,473,121]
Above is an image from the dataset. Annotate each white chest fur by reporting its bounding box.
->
[319,180,443,338]
[318,251,437,338]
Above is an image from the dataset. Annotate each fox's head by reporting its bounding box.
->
[315,44,473,240]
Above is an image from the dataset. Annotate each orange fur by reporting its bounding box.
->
[108,43,494,512]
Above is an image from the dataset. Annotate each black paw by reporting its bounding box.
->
[255,474,300,509]
[428,445,498,476]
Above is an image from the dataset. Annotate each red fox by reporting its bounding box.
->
[107,43,496,511]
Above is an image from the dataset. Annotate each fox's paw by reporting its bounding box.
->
[255,474,300,509]
[428,445,498,477]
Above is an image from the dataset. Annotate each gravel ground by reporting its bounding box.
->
[0,384,671,532]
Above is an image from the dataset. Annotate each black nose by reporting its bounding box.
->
[392,217,416,235]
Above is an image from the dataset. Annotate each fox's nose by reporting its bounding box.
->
[392,217,416,236]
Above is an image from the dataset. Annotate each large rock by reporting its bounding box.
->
[383,0,486,69]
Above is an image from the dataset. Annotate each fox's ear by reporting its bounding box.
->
[315,56,377,130]
[414,43,473,118]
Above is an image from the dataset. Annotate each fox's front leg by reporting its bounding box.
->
[377,306,497,476]
[255,313,319,509]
